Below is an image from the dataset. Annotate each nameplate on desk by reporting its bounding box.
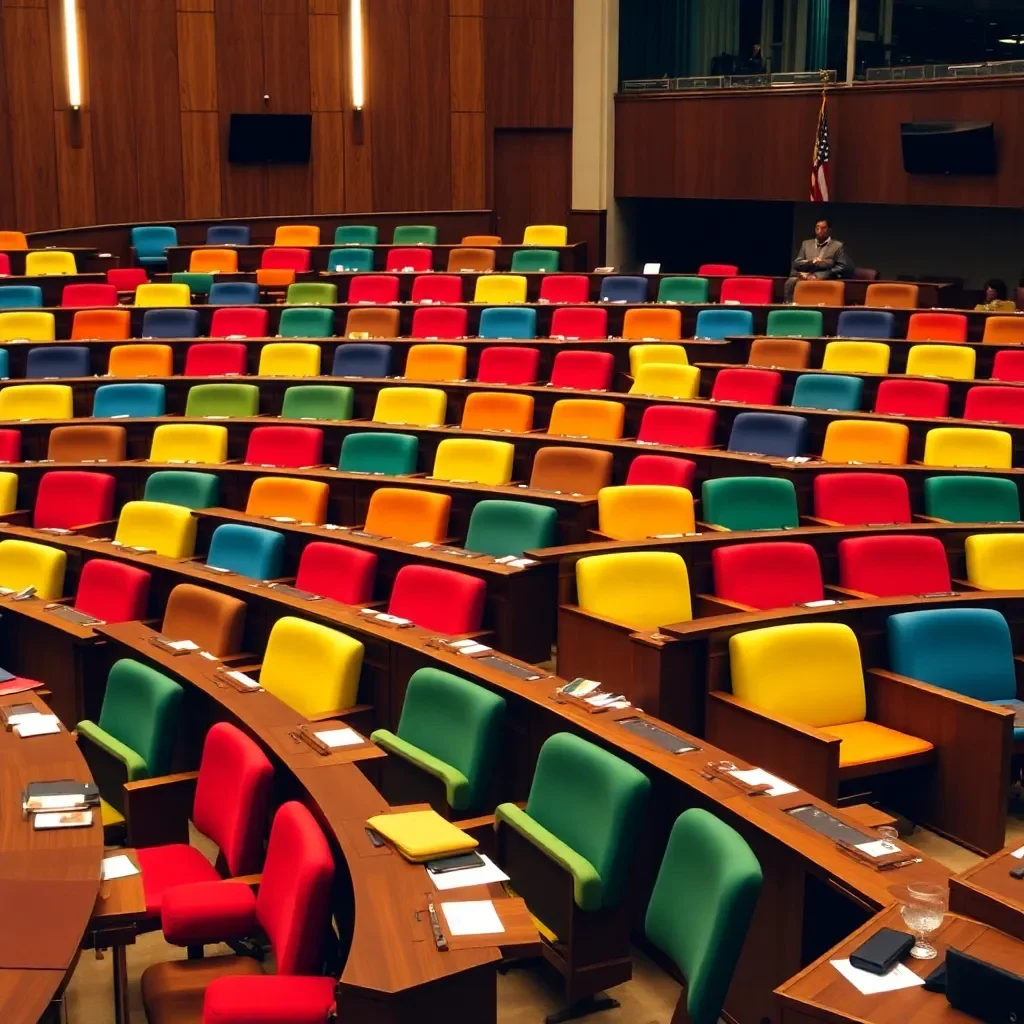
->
[35,528,75,536]
[434,547,484,559]
[198,564,234,575]
[150,636,199,656]
[349,530,389,540]
[267,583,323,601]
[616,717,698,754]
[43,604,104,626]
[359,610,414,628]
[476,655,545,681]
[214,667,261,692]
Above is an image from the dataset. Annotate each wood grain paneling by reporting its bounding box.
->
[449,15,483,112]
[177,11,217,111]
[0,3,20,228]
[493,128,570,243]
[450,0,482,14]
[311,110,344,212]
[406,0,452,209]
[309,0,339,13]
[180,110,221,218]
[177,0,213,10]
[309,12,343,111]
[54,110,96,226]
[451,110,485,208]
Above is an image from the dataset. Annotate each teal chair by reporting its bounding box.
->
[185,383,260,418]
[278,307,335,338]
[766,308,823,338]
[338,432,418,475]
[510,248,559,273]
[93,383,166,418]
[131,225,177,267]
[702,477,799,531]
[171,272,214,299]
[0,285,44,308]
[327,247,374,272]
[495,732,651,1012]
[207,523,284,580]
[645,810,763,1024]
[393,225,437,245]
[281,385,354,421]
[923,475,1021,523]
[370,668,506,815]
[791,373,864,412]
[465,499,557,557]
[286,282,338,306]
[478,307,537,339]
[335,225,378,246]
[657,276,709,304]
[143,470,220,510]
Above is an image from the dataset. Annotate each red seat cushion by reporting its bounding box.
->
[0,429,21,463]
[388,564,485,634]
[873,379,949,418]
[549,306,607,339]
[0,254,9,276]
[74,559,151,622]
[62,284,118,308]
[209,309,269,340]
[107,268,148,292]
[720,277,772,304]
[711,367,782,405]
[294,541,377,604]
[713,541,823,609]
[476,346,540,385]
[245,426,324,468]
[33,470,116,530]
[136,845,222,917]
[184,343,249,377]
[812,472,911,525]
[162,880,258,946]
[625,454,696,489]
[963,385,1024,426]
[637,405,717,447]
[261,248,310,272]
[838,535,951,597]
[203,975,336,1024]
[991,350,1024,383]
[549,351,614,391]
[410,274,462,303]
[539,275,590,304]
[386,248,432,271]
[411,306,468,338]
[348,275,400,304]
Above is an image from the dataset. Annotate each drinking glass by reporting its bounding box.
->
[876,825,900,853]
[899,882,945,959]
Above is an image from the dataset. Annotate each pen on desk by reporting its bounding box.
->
[428,901,448,952]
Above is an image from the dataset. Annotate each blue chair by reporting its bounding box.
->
[599,276,648,303]
[93,383,167,418]
[695,309,754,340]
[332,344,392,377]
[0,286,44,309]
[836,310,896,339]
[131,226,178,267]
[208,282,260,306]
[206,523,284,580]
[791,374,864,412]
[727,411,808,458]
[478,307,537,340]
[0,350,9,379]
[26,346,91,379]
[141,309,201,339]
[328,248,375,272]
[205,225,251,246]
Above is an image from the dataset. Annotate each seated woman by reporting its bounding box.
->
[975,277,1016,312]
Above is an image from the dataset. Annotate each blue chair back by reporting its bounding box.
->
[0,286,44,309]
[207,523,285,580]
[26,346,91,379]
[131,225,178,264]
[208,282,260,306]
[695,309,754,340]
[599,276,648,303]
[727,411,808,458]
[0,349,9,379]
[206,225,251,246]
[93,383,167,418]
[332,343,392,377]
[791,374,864,412]
[478,307,537,340]
[328,248,375,272]
[141,309,201,339]
[836,310,896,339]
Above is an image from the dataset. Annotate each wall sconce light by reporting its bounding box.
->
[350,0,365,112]
[62,0,82,111]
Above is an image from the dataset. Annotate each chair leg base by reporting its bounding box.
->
[545,993,620,1024]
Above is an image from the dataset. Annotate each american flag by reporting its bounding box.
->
[810,96,831,202]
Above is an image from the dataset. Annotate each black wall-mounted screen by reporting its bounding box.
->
[900,121,996,175]
[228,114,313,164]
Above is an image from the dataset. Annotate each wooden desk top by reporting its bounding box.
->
[949,843,1024,943]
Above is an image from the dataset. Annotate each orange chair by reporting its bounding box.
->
[747,338,811,369]
[792,279,845,306]
[256,268,296,288]
[906,312,969,344]
[864,282,919,309]
[446,248,495,273]
[621,308,682,341]
[404,344,468,382]
[547,399,625,440]
[189,249,239,274]
[461,392,534,433]
[246,477,330,525]
[274,225,320,246]
[462,235,502,246]
[0,232,28,250]
[363,488,451,543]
[71,309,132,341]
[982,317,1024,344]
[529,447,613,494]
[108,344,174,378]
[345,308,400,339]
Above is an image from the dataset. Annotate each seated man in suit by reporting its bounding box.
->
[784,218,853,301]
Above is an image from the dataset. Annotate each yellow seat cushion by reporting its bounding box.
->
[115,500,198,558]
[828,721,934,768]
[576,550,691,631]
[630,363,701,400]
[0,472,18,515]
[821,341,890,375]
[0,538,66,599]
[432,438,514,485]
[629,344,688,375]
[965,533,1024,590]
[597,485,695,540]
[373,386,447,427]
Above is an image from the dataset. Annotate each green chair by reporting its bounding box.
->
[790,373,863,412]
[393,225,438,245]
[465,499,557,557]
[766,308,823,338]
[171,272,214,299]
[143,470,221,510]
[645,809,763,1024]
[657,276,709,304]
[495,732,651,1012]
[338,432,418,475]
[510,248,559,273]
[278,307,335,338]
[76,659,184,821]
[335,225,378,246]
[923,475,1021,524]
[701,477,799,531]
[327,247,374,272]
[184,383,260,418]
[281,384,354,421]
[370,668,506,815]
[286,282,338,306]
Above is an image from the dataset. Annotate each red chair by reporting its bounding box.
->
[388,564,485,634]
[0,254,9,276]
[294,541,377,605]
[838,535,952,597]
[348,275,400,304]
[625,454,696,490]
[812,472,912,525]
[107,267,148,294]
[210,307,269,339]
[873,378,950,418]
[698,263,739,276]
[410,274,462,303]
[245,426,324,468]
[61,283,118,308]
[73,559,151,623]
[539,275,590,304]
[637,405,717,447]
[261,248,311,272]
[964,385,1024,427]
[184,343,248,377]
[549,351,614,391]
[386,247,432,272]
[991,349,1024,383]
[549,306,608,339]
[410,306,469,339]
[906,312,968,343]
[710,367,782,405]
[713,542,824,610]
[0,429,21,463]
[719,277,772,304]
[476,346,540,385]
[33,471,116,530]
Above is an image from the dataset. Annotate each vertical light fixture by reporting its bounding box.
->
[62,0,83,111]
[350,0,365,112]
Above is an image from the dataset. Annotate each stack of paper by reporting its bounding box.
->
[14,713,60,737]
[440,900,505,936]
[427,854,510,891]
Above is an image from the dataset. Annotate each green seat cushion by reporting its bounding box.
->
[185,383,260,418]
[766,309,823,338]
[335,225,378,245]
[393,225,438,245]
[286,282,338,306]
[143,470,220,509]
[371,729,471,810]
[923,475,1021,523]
[279,307,335,338]
[702,477,799,531]
[339,432,418,475]
[657,276,709,303]
[465,499,557,557]
[281,384,353,421]
[510,249,559,273]
[790,373,863,412]
[77,720,149,781]
[171,272,214,297]
[327,247,374,272]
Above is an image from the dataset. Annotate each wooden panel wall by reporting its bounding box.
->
[0,0,573,230]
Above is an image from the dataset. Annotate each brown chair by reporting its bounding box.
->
[446,247,495,273]
[529,446,613,495]
[344,307,400,339]
[793,279,845,306]
[47,425,127,462]
[462,235,501,246]
[864,282,920,309]
[747,338,811,370]
[161,584,246,659]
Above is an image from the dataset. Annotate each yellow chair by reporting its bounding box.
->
[905,344,976,381]
[597,485,695,541]
[922,426,1012,469]
[373,387,447,427]
[274,225,320,247]
[0,473,17,516]
[114,500,197,558]
[965,534,1024,590]
[24,250,77,276]
[0,539,66,599]
[621,308,683,341]
[0,384,73,420]
[108,344,174,378]
[149,424,228,464]
[630,363,701,399]
[0,311,55,342]
[628,344,688,376]
[460,391,534,433]
[548,398,625,440]
[576,551,691,631]
[135,283,191,308]
[189,249,239,274]
[259,616,363,718]
[523,225,568,247]
[821,341,890,375]
[473,275,528,304]
[364,488,450,543]
[821,420,910,465]
[246,477,329,524]
[432,438,515,486]
[404,344,468,382]
[0,231,27,249]
[258,343,321,377]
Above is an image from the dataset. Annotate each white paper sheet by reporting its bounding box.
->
[1012,845,1024,859]
[728,768,798,796]
[428,855,510,891]
[102,854,140,881]
[166,639,199,652]
[440,900,505,936]
[314,727,363,749]
[34,809,93,829]
[456,643,492,656]
[830,958,925,995]
[855,839,903,858]
[227,670,260,689]
[15,714,60,737]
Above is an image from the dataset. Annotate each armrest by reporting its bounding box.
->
[696,521,730,532]
[123,771,199,849]
[1015,655,1024,698]
[161,880,258,947]
[305,703,371,723]
[866,668,1014,728]
[823,585,859,600]
[826,585,876,599]
[802,516,842,526]
[913,514,948,523]
[1,509,31,526]
[73,519,119,538]
[203,975,336,1024]
[951,579,983,591]
[694,593,758,615]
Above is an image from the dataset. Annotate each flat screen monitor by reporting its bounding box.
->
[900,121,996,175]
[228,114,313,164]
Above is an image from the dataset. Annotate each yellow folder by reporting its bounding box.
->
[366,809,478,863]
